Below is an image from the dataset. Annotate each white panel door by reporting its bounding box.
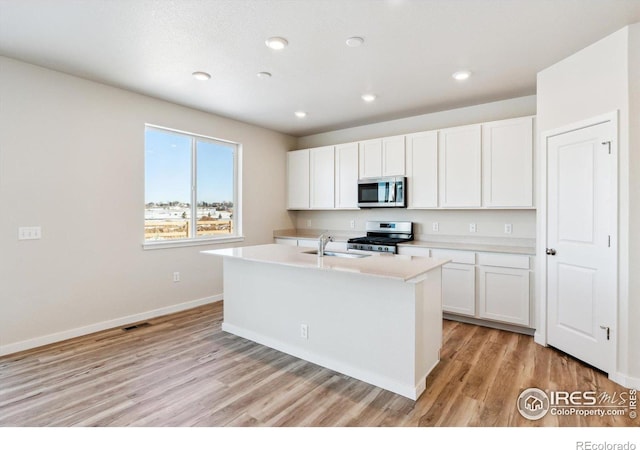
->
[382,136,406,176]
[359,139,383,178]
[406,131,438,208]
[482,117,534,207]
[286,149,309,209]
[438,124,481,207]
[547,121,616,373]
[334,142,359,209]
[309,146,335,209]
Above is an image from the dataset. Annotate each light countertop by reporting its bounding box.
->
[399,240,535,255]
[202,244,449,282]
[273,229,535,255]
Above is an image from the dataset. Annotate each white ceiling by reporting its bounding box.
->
[1,0,639,137]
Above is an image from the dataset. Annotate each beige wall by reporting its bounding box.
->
[536,24,639,385]
[0,57,296,353]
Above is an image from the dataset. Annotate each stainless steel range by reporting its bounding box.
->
[347,221,413,254]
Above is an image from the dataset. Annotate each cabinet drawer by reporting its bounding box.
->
[431,249,475,264]
[397,246,430,257]
[477,253,530,269]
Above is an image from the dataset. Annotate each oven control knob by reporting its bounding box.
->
[367,245,372,250]
[378,247,383,251]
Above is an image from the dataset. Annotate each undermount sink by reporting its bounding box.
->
[303,250,371,259]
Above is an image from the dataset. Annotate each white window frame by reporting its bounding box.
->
[143,124,243,250]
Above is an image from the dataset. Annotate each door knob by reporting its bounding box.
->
[545,248,556,255]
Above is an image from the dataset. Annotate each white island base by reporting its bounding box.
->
[209,245,444,400]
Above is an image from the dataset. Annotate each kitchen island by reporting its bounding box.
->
[202,244,448,400]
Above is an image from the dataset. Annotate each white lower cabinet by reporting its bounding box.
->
[397,245,533,329]
[441,263,476,317]
[478,266,530,326]
[430,249,476,317]
[477,252,531,326]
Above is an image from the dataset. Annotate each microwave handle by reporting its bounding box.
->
[388,181,395,202]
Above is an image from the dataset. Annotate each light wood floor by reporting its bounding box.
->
[0,302,635,427]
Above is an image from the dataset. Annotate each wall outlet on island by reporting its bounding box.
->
[504,223,513,234]
[432,222,439,232]
[469,223,477,233]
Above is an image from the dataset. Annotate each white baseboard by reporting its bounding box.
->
[610,371,640,390]
[0,294,223,357]
[222,321,423,400]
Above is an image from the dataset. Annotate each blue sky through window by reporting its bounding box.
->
[145,127,234,204]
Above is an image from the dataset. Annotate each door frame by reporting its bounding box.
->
[535,111,619,371]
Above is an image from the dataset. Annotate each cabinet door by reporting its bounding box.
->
[310,146,335,209]
[441,263,476,316]
[286,149,309,209]
[482,117,534,207]
[359,139,383,178]
[478,266,530,326]
[406,131,438,208]
[335,142,359,209]
[382,136,405,176]
[438,124,481,207]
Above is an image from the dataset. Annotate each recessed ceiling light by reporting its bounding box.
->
[361,93,377,102]
[192,71,211,81]
[346,36,364,47]
[257,71,272,79]
[452,70,472,81]
[294,111,307,118]
[265,37,288,50]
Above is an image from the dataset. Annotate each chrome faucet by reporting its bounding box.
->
[318,233,333,256]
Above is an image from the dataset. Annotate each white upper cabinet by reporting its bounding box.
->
[286,149,309,209]
[359,136,405,178]
[358,139,383,178]
[382,136,405,176]
[406,130,438,208]
[334,142,359,209]
[438,124,482,207]
[482,116,534,207]
[310,146,335,209]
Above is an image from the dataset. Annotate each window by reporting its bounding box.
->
[144,125,241,247]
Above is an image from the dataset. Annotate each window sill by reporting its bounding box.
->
[143,236,245,250]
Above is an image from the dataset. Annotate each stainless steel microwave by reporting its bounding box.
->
[357,176,406,208]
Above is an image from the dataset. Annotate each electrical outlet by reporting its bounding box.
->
[173,272,180,282]
[18,226,42,240]
[504,223,513,234]
[306,219,312,227]
[432,222,439,232]
[300,323,309,339]
[469,223,477,233]
[350,219,355,229]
